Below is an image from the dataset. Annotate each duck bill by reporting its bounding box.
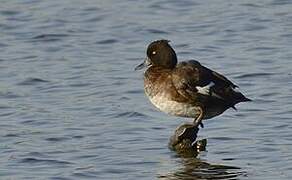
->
[134,57,151,70]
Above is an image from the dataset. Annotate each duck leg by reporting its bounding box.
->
[175,107,204,145]
[193,106,204,128]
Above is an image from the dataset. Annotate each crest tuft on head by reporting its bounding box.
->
[154,39,170,44]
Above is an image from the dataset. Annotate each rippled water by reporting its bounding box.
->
[0,0,292,179]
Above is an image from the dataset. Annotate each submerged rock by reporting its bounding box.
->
[169,123,207,157]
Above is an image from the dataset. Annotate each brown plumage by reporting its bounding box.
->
[136,40,251,129]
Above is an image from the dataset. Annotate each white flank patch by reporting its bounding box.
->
[196,81,215,95]
[196,81,225,99]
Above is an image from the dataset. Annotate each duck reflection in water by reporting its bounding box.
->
[162,123,246,179]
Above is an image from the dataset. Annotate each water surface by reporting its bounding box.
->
[0,0,292,179]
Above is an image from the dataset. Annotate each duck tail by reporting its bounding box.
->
[241,96,252,102]
[231,91,251,107]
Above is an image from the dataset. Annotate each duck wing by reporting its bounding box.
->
[172,60,251,108]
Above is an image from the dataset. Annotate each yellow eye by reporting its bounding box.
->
[152,51,156,55]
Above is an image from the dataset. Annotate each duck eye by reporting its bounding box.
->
[152,51,156,55]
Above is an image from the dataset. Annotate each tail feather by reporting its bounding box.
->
[212,86,251,109]
[229,89,251,107]
[227,88,252,110]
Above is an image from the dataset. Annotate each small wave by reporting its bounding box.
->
[235,72,275,79]
[146,29,168,34]
[96,39,118,44]
[246,46,277,52]
[114,111,148,118]
[86,16,106,22]
[73,172,98,178]
[17,78,49,86]
[240,3,262,7]
[210,136,248,141]
[243,25,266,32]
[269,0,292,6]
[45,137,70,142]
[125,89,143,94]
[26,152,48,157]
[0,112,15,117]
[0,91,24,98]
[260,92,279,97]
[222,158,236,161]
[72,135,84,139]
[151,126,166,130]
[19,157,73,165]
[0,10,20,16]
[3,133,20,137]
[0,42,9,48]
[48,177,71,180]
[31,33,69,42]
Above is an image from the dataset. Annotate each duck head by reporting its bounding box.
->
[135,40,177,70]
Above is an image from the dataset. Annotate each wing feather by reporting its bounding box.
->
[172,60,238,102]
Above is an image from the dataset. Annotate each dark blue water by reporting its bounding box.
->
[0,0,292,179]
